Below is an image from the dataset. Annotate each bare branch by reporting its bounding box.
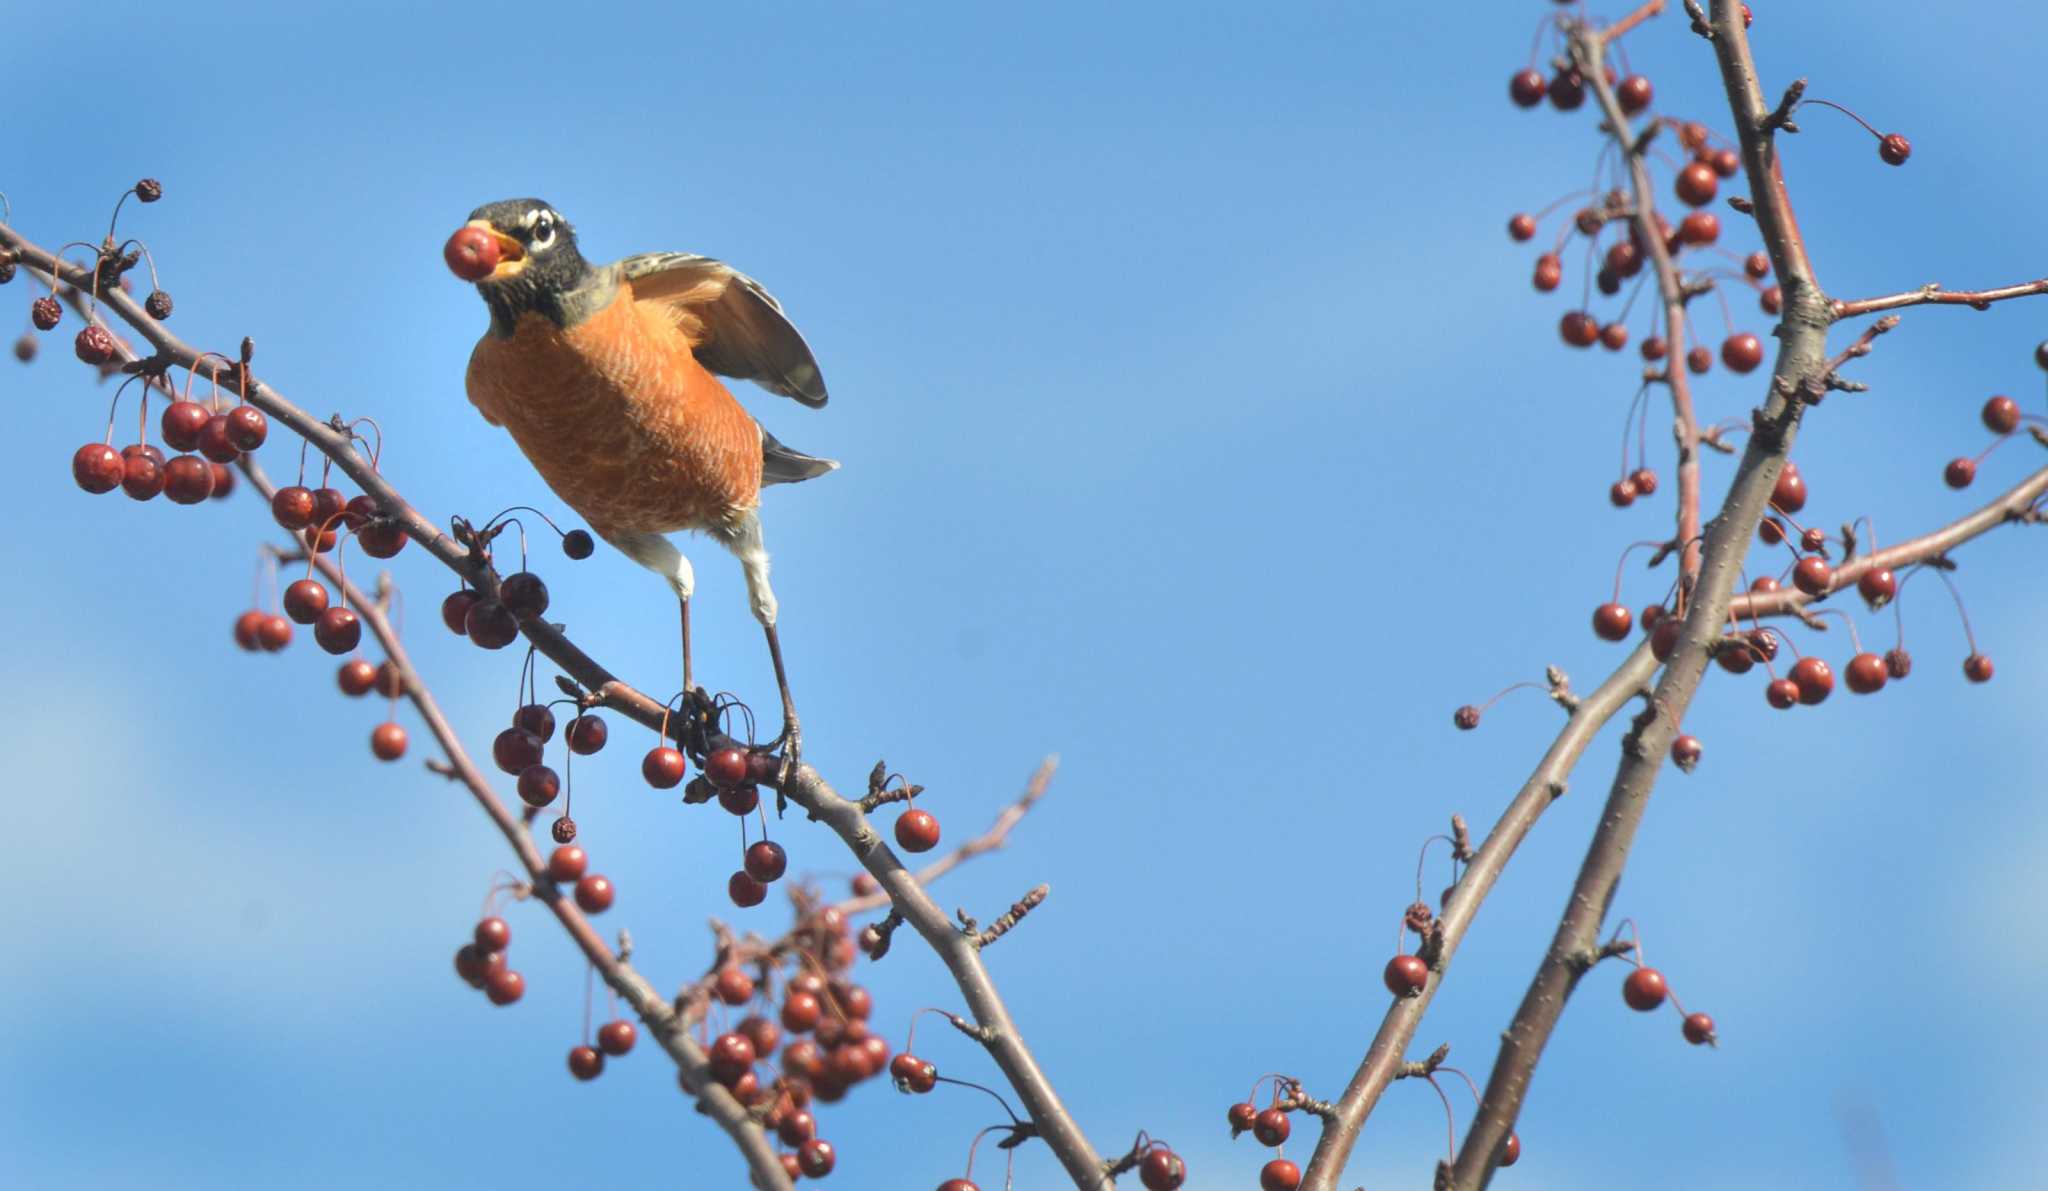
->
[1831,278,2048,319]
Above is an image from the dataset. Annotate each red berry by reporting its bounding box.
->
[1721,332,1764,373]
[1609,478,1637,508]
[1758,516,1786,545]
[444,225,502,282]
[719,783,761,815]
[641,746,687,788]
[1532,253,1562,292]
[1944,457,1976,489]
[1857,568,1896,608]
[1760,285,1783,315]
[1791,656,1834,704]
[1982,394,2021,434]
[729,870,768,908]
[155,403,205,455]
[1686,345,1712,374]
[1138,1147,1186,1191]
[117,447,163,500]
[1675,161,1718,206]
[575,874,614,913]
[1744,251,1771,279]
[1963,653,1994,683]
[439,589,478,636]
[714,966,755,1006]
[257,615,293,652]
[1650,616,1681,662]
[1792,556,1832,597]
[484,967,525,1005]
[1640,335,1667,361]
[1501,1132,1523,1167]
[1878,133,1911,166]
[1599,322,1629,352]
[1679,211,1719,245]
[196,414,240,464]
[1716,637,1755,675]
[777,1154,801,1180]
[463,599,520,648]
[1260,1159,1303,1191]
[1631,467,1658,496]
[493,728,543,775]
[373,660,404,698]
[517,764,560,807]
[1253,1106,1290,1147]
[567,1045,604,1081]
[162,454,215,503]
[72,441,131,496]
[1846,652,1888,694]
[1453,704,1481,730]
[1748,628,1779,661]
[895,808,941,853]
[703,747,749,789]
[1559,310,1599,347]
[547,845,587,882]
[224,405,267,451]
[1770,464,1807,513]
[1622,966,1667,1011]
[782,990,823,1033]
[358,517,407,558]
[797,1139,835,1178]
[370,721,408,760]
[1507,213,1536,241]
[1885,648,1913,679]
[1765,677,1800,709]
[1683,1012,1716,1045]
[337,659,377,696]
[565,715,607,755]
[1383,953,1428,997]
[453,942,500,988]
[314,606,362,654]
[31,295,62,330]
[473,916,511,953]
[1616,74,1653,114]
[1593,603,1633,641]
[745,840,788,883]
[889,1052,939,1093]
[282,579,329,624]
[1670,734,1702,771]
[1547,69,1585,110]
[937,1180,979,1191]
[710,1031,757,1082]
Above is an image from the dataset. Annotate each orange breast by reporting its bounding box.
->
[465,284,763,538]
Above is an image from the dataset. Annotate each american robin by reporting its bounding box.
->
[451,197,835,759]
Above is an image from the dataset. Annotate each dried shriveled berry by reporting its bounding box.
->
[74,326,116,364]
[144,289,173,319]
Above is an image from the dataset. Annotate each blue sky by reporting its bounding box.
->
[5,2,2046,1188]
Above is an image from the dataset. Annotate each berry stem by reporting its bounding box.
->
[1931,569,1982,654]
[1797,97,1883,140]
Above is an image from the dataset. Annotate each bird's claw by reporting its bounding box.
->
[770,723,802,787]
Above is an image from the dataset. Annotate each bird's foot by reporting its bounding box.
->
[768,721,803,787]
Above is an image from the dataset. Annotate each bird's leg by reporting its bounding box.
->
[605,528,700,715]
[722,512,801,776]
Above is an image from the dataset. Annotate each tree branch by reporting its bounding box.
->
[1451,4,1831,1185]
[1831,278,2048,319]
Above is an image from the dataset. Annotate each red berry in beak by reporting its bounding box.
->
[444,226,501,282]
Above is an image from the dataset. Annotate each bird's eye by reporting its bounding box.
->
[531,215,555,246]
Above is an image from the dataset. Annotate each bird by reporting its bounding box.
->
[451,197,835,762]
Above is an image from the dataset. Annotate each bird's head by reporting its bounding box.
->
[446,198,596,329]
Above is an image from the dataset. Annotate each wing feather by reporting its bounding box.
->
[618,252,829,407]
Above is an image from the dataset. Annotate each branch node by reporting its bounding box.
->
[946,1012,997,1044]
[1763,79,1807,132]
[973,885,1049,949]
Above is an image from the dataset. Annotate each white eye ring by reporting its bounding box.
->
[531,215,555,247]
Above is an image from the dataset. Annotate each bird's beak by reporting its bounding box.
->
[466,219,528,280]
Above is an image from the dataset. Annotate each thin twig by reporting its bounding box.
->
[1831,278,2048,319]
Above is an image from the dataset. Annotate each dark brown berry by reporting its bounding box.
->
[144,289,173,320]
[720,783,761,815]
[31,296,61,330]
[1878,133,1911,165]
[1885,648,1912,679]
[500,571,549,619]
[561,529,594,559]
[493,728,544,775]
[551,817,576,843]
[513,703,556,742]
[728,871,768,907]
[74,326,115,365]
[1640,335,1667,361]
[565,715,607,755]
[1509,69,1546,108]
[744,840,788,883]
[134,178,163,202]
[464,600,520,648]
[1547,69,1585,110]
